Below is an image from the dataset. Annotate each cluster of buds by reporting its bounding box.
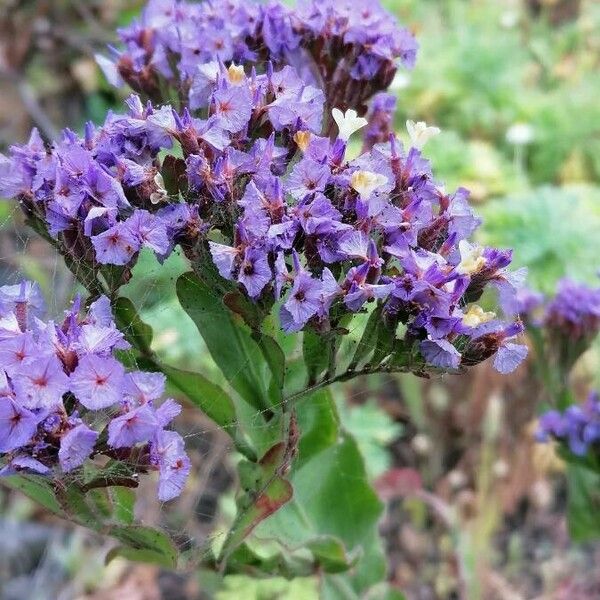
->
[97,0,417,114]
[0,282,189,501]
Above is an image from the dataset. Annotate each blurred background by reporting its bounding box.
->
[0,0,599,598]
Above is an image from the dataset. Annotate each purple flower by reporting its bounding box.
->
[59,424,99,472]
[209,242,240,281]
[286,159,330,200]
[0,281,189,501]
[0,455,50,477]
[281,254,322,331]
[420,339,461,370]
[0,333,39,376]
[124,210,170,256]
[92,222,140,265]
[108,404,159,448]
[212,84,253,133]
[0,397,39,453]
[70,355,125,409]
[493,342,529,375]
[237,247,271,298]
[544,279,600,341]
[538,392,600,458]
[152,429,190,502]
[123,371,166,405]
[12,356,70,410]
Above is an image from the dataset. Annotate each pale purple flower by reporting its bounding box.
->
[70,355,125,409]
[108,404,159,448]
[59,424,99,472]
[0,397,39,453]
[152,429,190,502]
[12,356,70,410]
[92,222,140,265]
[237,247,271,298]
[123,371,166,405]
[420,339,461,370]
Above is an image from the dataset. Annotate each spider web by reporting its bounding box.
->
[0,198,434,582]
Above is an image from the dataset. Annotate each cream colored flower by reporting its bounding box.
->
[456,240,486,275]
[227,64,245,84]
[462,305,496,328]
[332,108,368,141]
[406,120,441,149]
[350,170,388,198]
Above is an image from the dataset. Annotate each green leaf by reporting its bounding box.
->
[303,330,329,384]
[305,536,361,574]
[256,332,286,403]
[3,475,62,515]
[349,305,383,370]
[161,364,236,431]
[176,272,278,412]
[161,363,255,460]
[251,389,386,595]
[113,296,153,354]
[219,442,294,562]
[107,525,178,568]
[566,462,600,541]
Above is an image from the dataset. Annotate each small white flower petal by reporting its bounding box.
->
[332,108,368,141]
[406,120,441,149]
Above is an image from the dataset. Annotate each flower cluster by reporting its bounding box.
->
[0,55,528,374]
[543,279,600,342]
[0,281,189,501]
[98,0,417,112]
[538,391,600,457]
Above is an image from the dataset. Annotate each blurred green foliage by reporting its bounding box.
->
[386,0,600,189]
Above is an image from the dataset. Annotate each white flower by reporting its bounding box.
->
[456,240,486,275]
[332,108,368,141]
[462,305,496,328]
[390,71,411,91]
[350,170,388,198]
[406,120,441,149]
[506,123,535,146]
[150,172,168,205]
